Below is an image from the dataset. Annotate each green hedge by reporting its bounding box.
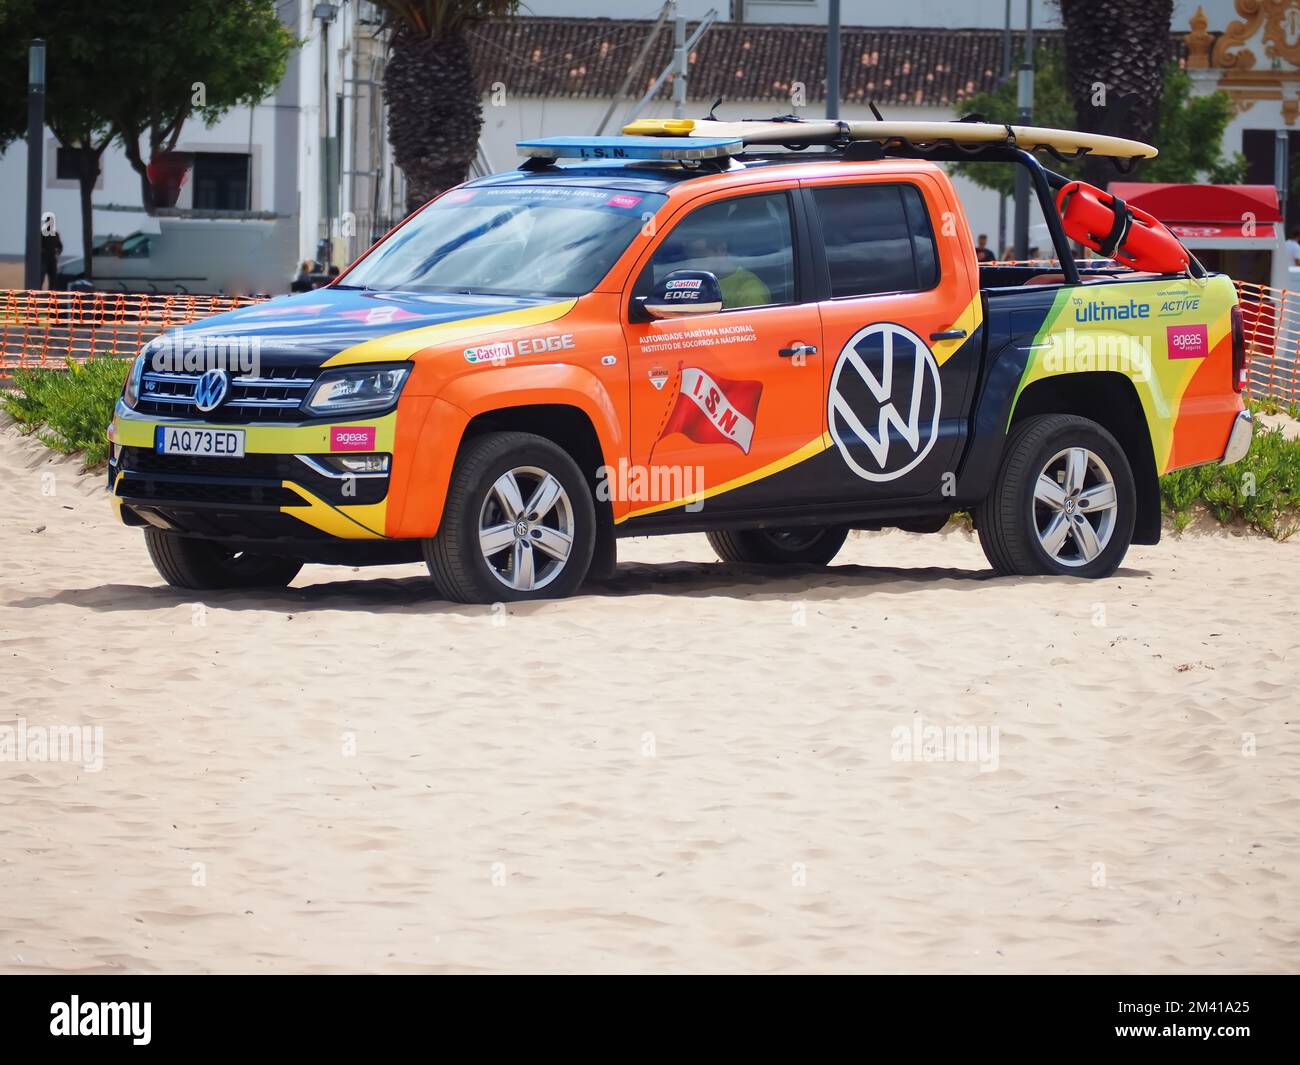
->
[1160,406,1300,540]
[2,358,131,467]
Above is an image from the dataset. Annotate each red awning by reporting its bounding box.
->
[1109,182,1282,226]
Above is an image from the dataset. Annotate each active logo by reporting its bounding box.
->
[828,322,942,482]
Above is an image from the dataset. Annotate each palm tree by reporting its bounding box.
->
[1057,0,1173,187]
[373,1,519,214]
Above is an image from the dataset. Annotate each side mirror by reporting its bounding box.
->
[641,270,723,319]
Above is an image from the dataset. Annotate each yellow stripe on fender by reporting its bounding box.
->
[616,434,830,523]
[109,471,125,520]
[930,291,983,366]
[321,300,579,367]
[279,482,388,539]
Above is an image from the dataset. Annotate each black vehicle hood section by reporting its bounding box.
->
[148,288,558,369]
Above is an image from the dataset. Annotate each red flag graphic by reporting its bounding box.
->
[658,366,762,454]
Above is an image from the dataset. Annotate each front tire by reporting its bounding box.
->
[144,529,303,590]
[424,431,596,603]
[707,525,848,566]
[976,414,1136,578]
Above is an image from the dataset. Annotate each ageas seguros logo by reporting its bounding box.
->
[828,322,942,482]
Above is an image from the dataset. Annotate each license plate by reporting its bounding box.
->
[155,426,246,458]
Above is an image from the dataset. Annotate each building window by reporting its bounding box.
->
[191,152,251,210]
[56,147,88,181]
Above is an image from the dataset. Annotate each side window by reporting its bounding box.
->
[635,192,796,310]
[811,184,940,298]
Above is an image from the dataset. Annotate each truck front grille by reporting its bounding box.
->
[135,365,316,422]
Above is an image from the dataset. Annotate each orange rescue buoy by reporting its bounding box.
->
[1056,181,1190,275]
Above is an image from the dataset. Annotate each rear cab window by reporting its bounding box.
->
[808,182,941,298]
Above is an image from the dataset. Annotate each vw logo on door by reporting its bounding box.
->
[828,322,942,482]
[193,368,231,412]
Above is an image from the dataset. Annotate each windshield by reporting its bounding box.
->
[340,185,666,298]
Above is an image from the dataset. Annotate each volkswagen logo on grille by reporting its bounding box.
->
[193,368,231,412]
[828,322,942,482]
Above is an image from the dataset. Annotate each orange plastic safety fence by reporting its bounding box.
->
[1231,280,1300,407]
[0,290,265,380]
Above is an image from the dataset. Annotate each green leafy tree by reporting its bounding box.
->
[0,0,31,152]
[1142,66,1246,185]
[0,1,296,282]
[0,0,135,280]
[952,48,1244,197]
[372,1,520,213]
[108,1,297,214]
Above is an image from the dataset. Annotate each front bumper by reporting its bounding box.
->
[1219,408,1253,466]
[107,402,396,541]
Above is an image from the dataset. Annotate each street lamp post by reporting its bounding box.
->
[24,39,46,291]
[827,0,841,120]
[1013,1,1034,260]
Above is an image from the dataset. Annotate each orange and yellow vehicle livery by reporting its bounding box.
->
[107,124,1252,601]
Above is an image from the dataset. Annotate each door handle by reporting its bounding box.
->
[779,343,817,358]
[930,329,968,341]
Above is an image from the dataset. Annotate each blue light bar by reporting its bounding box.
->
[516,135,742,162]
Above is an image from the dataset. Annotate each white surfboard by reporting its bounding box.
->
[624,118,1158,160]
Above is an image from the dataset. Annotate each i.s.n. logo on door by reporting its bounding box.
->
[827,322,942,482]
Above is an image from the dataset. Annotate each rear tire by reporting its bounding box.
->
[707,525,848,566]
[425,431,596,603]
[144,528,303,590]
[976,414,1135,578]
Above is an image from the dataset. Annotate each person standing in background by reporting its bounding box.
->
[1285,227,1300,267]
[40,226,63,290]
[975,233,996,263]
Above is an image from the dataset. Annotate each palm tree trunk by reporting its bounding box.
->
[384,24,483,214]
[1058,0,1173,188]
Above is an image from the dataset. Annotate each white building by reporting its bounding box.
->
[0,0,405,289]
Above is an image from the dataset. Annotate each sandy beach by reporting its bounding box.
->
[1,419,1297,974]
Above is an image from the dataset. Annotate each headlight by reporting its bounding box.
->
[303,365,410,416]
[122,353,146,408]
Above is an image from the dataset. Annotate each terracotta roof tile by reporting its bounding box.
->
[467,17,1187,107]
